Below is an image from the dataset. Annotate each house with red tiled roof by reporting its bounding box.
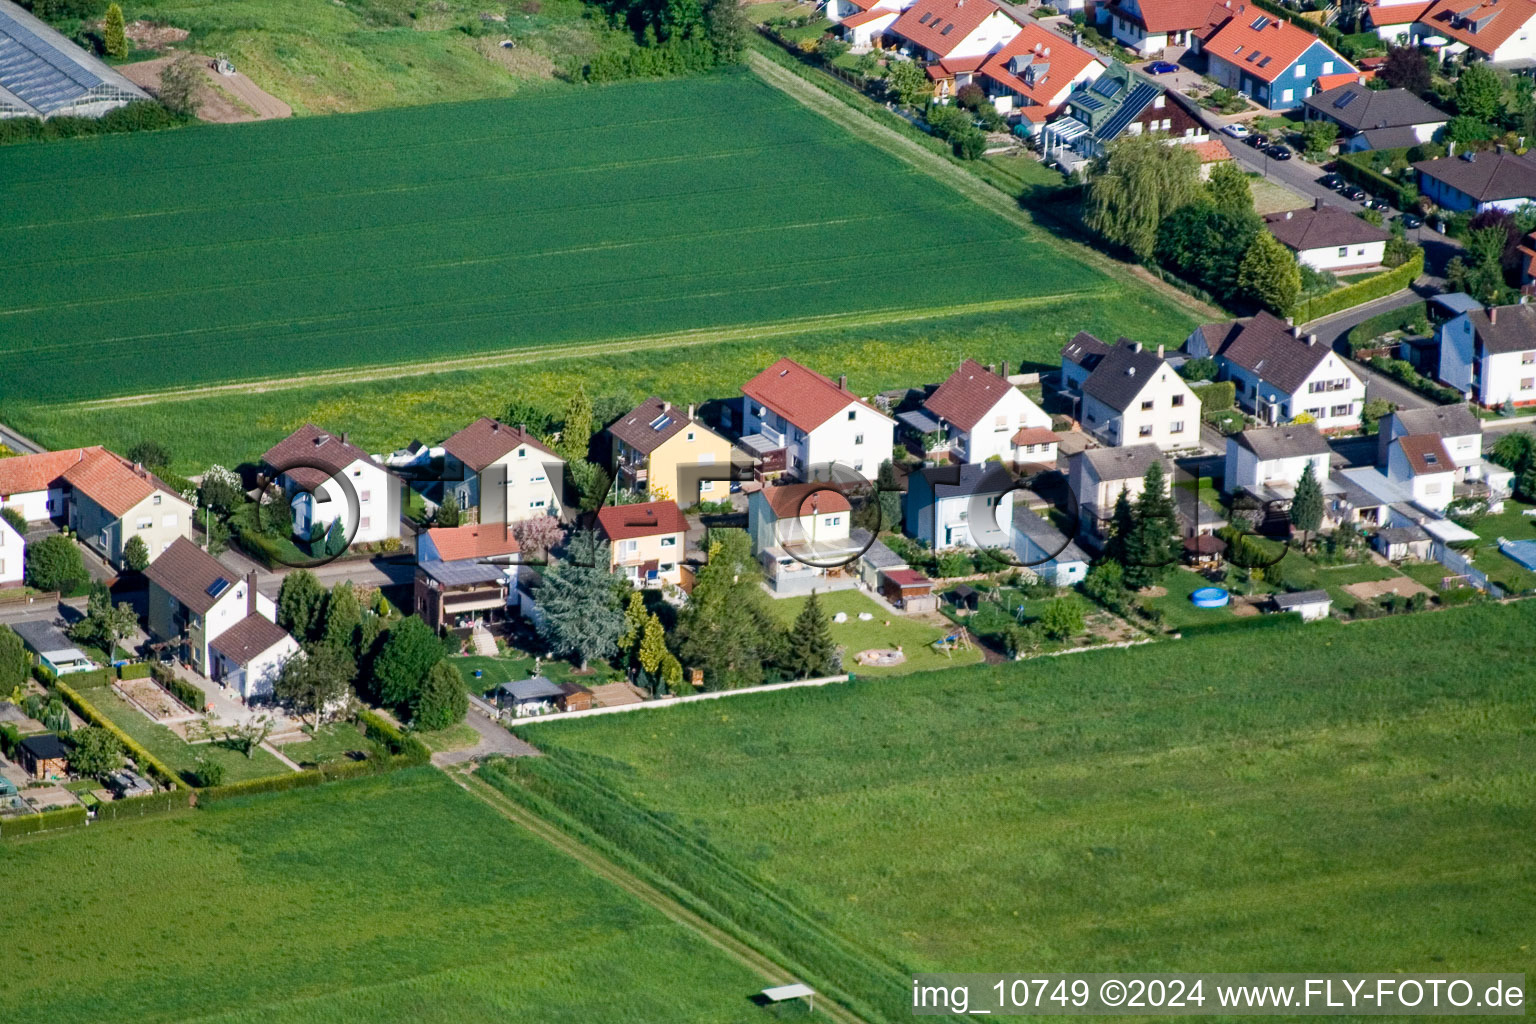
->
[746,482,863,594]
[914,359,1050,464]
[738,358,895,483]
[1109,0,1228,54]
[1192,3,1353,109]
[595,500,687,587]
[974,23,1106,119]
[889,0,1020,63]
[64,448,193,569]
[0,446,99,523]
[1384,434,1457,512]
[441,417,565,526]
[828,0,913,47]
[414,524,521,631]
[1365,0,1432,42]
[262,424,401,548]
[1414,0,1536,61]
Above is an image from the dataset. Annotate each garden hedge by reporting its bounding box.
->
[94,789,191,821]
[151,663,206,712]
[196,770,327,804]
[54,680,188,791]
[1193,381,1236,411]
[117,661,151,681]
[1347,301,1429,354]
[358,707,431,764]
[1367,355,1465,403]
[65,667,114,689]
[1336,152,1418,209]
[0,804,87,840]
[1294,250,1423,324]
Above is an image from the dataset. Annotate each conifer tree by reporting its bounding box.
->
[785,591,835,679]
[1122,461,1177,590]
[1290,461,1324,550]
[103,3,128,59]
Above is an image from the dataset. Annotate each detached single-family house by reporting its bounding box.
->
[1415,148,1536,214]
[905,462,1017,550]
[1068,443,1169,539]
[442,418,565,524]
[1188,311,1365,431]
[1413,0,1536,62]
[595,500,687,588]
[828,0,910,47]
[1365,0,1432,43]
[0,512,21,589]
[1040,63,1206,159]
[1223,423,1333,498]
[144,536,281,680]
[0,446,100,523]
[1108,0,1225,54]
[18,733,69,781]
[63,448,193,569]
[9,620,94,676]
[208,613,300,701]
[1300,83,1448,152]
[919,359,1050,465]
[748,482,863,594]
[1010,506,1091,585]
[608,398,743,506]
[261,425,401,548]
[415,523,521,630]
[1060,331,1111,396]
[1079,339,1200,451]
[1264,201,1392,272]
[1377,406,1512,500]
[1272,589,1332,620]
[975,24,1105,122]
[739,358,895,483]
[889,0,1019,66]
[1192,4,1354,110]
[1436,301,1536,407]
[1384,433,1457,512]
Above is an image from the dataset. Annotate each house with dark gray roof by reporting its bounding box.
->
[1415,147,1536,214]
[0,0,148,119]
[1263,201,1391,272]
[144,537,281,679]
[1010,505,1090,586]
[1224,423,1333,500]
[1068,443,1170,539]
[1186,311,1365,432]
[904,463,1017,550]
[1059,331,1112,395]
[1301,83,1447,151]
[607,398,743,505]
[1435,301,1536,408]
[1078,339,1199,451]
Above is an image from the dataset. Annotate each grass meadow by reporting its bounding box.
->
[503,602,1536,1019]
[0,768,787,1024]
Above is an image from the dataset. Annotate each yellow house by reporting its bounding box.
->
[607,398,740,506]
[595,500,687,588]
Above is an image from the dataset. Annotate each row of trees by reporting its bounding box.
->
[584,0,745,82]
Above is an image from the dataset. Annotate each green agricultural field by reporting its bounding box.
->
[0,769,790,1023]
[0,71,1198,468]
[504,603,1536,1020]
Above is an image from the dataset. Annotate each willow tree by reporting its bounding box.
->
[1084,133,1202,262]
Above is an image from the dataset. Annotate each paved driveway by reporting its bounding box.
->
[432,709,540,765]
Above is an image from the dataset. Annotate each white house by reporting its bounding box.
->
[1224,424,1333,498]
[0,446,98,523]
[828,0,910,47]
[1079,339,1200,451]
[441,417,566,524]
[1107,0,1223,54]
[1263,201,1391,273]
[975,24,1106,120]
[1188,312,1365,432]
[747,482,862,594]
[143,537,286,681]
[1436,302,1536,408]
[1060,331,1111,396]
[1414,148,1536,214]
[904,462,1016,549]
[739,358,895,483]
[1377,406,1513,500]
[921,359,1050,465]
[208,615,300,701]
[1010,505,1090,585]
[888,0,1019,63]
[1375,0,1536,63]
[1385,434,1457,513]
[0,513,22,588]
[1068,443,1169,539]
[262,425,401,547]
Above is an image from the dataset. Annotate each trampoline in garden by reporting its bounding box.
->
[1190,586,1230,608]
[1498,537,1536,572]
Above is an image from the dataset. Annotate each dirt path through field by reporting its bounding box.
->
[746,51,1221,320]
[58,292,1104,411]
[445,767,874,1024]
[120,55,291,123]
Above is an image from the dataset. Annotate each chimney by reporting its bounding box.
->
[999,360,1008,377]
[246,572,258,615]
[1307,334,1317,346]
[1156,344,1165,358]
[687,404,695,419]
[1490,307,1499,324]
[1292,325,1302,339]
[491,421,501,433]
[1131,340,1143,353]
[986,363,996,374]
[340,431,348,445]
[662,400,670,413]
[517,423,526,433]
[838,374,848,390]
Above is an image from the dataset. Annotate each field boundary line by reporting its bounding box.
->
[54,292,1102,411]
[443,766,875,1024]
[745,51,1221,320]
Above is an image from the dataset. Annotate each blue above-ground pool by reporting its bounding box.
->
[1190,586,1230,608]
[1499,537,1536,572]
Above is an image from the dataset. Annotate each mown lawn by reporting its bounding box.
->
[765,590,982,676]
[1464,499,1536,594]
[0,769,784,1023]
[452,652,621,697]
[513,603,1536,993]
[275,721,370,766]
[73,681,288,784]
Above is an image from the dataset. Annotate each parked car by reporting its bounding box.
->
[1147,61,1180,74]
[1364,197,1392,211]
[1248,133,1270,148]
[1319,173,1345,190]
[1399,212,1423,229]
[1265,145,1292,160]
[1342,185,1368,202]
[1222,123,1251,139]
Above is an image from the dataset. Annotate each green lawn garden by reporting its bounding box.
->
[1463,498,1536,594]
[765,590,983,676]
[510,601,1536,1023]
[0,769,785,1024]
[452,652,621,697]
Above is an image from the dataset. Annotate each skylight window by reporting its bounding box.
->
[206,578,231,599]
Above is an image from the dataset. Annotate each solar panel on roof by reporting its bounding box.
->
[206,577,231,599]
[1077,94,1105,110]
[918,11,932,22]
[1250,14,1269,27]
[1333,90,1358,108]
[1091,75,1123,98]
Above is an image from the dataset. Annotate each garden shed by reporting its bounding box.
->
[18,733,69,780]
[948,584,979,611]
[1271,589,1332,622]
[879,568,936,612]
